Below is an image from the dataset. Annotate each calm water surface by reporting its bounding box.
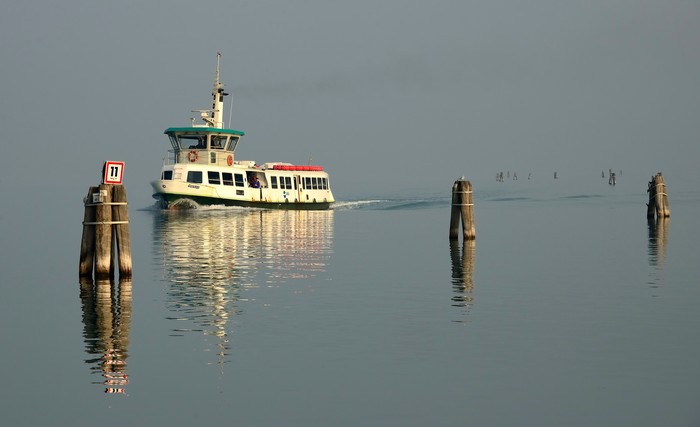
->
[1,180,699,426]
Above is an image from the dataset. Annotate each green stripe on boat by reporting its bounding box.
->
[164,127,245,136]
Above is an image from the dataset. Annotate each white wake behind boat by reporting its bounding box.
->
[151,54,335,210]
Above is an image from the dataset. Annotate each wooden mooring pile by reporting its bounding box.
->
[646,172,670,220]
[79,183,132,281]
[449,178,476,241]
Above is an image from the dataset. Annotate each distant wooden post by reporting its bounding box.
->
[79,161,132,281]
[646,172,670,219]
[449,179,475,241]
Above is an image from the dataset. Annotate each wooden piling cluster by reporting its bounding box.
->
[449,179,476,241]
[646,173,670,220]
[79,184,132,280]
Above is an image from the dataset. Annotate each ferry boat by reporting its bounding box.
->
[151,54,335,210]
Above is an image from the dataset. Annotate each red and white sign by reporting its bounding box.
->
[103,161,125,184]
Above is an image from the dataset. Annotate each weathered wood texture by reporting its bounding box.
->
[79,184,132,281]
[112,185,132,278]
[449,179,476,241]
[647,173,670,219]
[449,181,462,240]
[79,187,99,277]
[94,184,113,280]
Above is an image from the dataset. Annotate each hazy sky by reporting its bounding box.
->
[2,0,699,206]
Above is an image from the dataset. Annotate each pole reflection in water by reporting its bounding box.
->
[450,240,475,322]
[647,216,669,289]
[79,278,132,394]
[152,209,334,365]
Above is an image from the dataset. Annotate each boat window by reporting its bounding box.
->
[284,177,292,189]
[211,136,225,149]
[208,171,220,185]
[162,170,173,180]
[234,173,244,187]
[168,135,180,150]
[222,172,234,186]
[294,177,298,190]
[182,135,206,149]
[321,177,327,190]
[271,176,278,189]
[304,177,311,189]
[228,136,239,151]
[187,171,203,183]
[312,177,318,190]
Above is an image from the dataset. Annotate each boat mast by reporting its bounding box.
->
[202,52,227,128]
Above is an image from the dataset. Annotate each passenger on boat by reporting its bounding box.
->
[249,175,261,188]
[188,138,206,149]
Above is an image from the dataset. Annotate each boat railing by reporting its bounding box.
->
[164,149,234,166]
[164,149,193,165]
[163,149,176,165]
[164,149,189,165]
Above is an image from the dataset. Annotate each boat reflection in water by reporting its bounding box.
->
[152,208,334,364]
[79,279,132,394]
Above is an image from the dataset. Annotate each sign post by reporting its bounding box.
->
[103,161,125,185]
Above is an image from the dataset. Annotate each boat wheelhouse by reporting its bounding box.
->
[151,53,334,210]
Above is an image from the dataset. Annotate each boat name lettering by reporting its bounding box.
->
[188,184,200,189]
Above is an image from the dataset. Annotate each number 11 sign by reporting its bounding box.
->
[103,161,125,185]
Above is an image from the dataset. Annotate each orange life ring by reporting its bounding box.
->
[227,155,233,166]
[188,150,198,162]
